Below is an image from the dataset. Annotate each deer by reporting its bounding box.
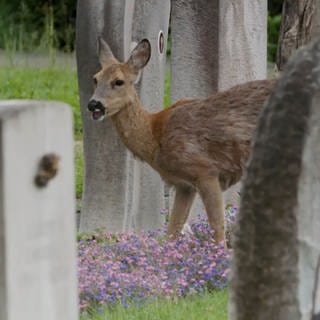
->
[87,38,275,245]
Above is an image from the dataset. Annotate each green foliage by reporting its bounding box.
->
[268,0,283,16]
[75,142,83,199]
[81,290,228,320]
[267,0,282,62]
[0,0,76,51]
[267,14,281,62]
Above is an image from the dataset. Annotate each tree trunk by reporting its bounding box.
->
[276,0,316,71]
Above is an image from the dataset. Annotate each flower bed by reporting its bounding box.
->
[78,205,237,311]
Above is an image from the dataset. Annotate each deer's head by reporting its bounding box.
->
[88,38,151,121]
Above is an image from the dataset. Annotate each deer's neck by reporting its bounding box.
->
[111,96,158,164]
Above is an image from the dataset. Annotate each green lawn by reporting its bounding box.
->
[0,66,82,138]
[81,290,228,320]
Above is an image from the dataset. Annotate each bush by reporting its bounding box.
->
[268,14,281,62]
[268,0,283,16]
[0,0,76,51]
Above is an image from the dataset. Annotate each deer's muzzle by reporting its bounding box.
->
[88,99,106,121]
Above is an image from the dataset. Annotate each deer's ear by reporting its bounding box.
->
[97,37,117,66]
[127,39,151,74]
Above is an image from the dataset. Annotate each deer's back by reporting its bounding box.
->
[154,79,275,189]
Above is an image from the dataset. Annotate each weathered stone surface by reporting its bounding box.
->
[276,0,316,71]
[313,0,320,38]
[0,101,78,320]
[230,39,320,320]
[218,1,267,89]
[170,0,267,215]
[122,0,170,231]
[298,90,320,319]
[76,1,170,232]
[76,1,132,232]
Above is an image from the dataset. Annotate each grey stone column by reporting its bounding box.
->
[76,1,170,232]
[313,0,320,38]
[123,0,170,231]
[297,91,320,319]
[76,1,129,232]
[229,39,320,320]
[0,101,78,320]
[170,0,267,215]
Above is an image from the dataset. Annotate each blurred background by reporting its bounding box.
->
[0,0,282,62]
[0,0,283,209]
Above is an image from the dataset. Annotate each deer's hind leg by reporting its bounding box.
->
[197,176,225,244]
[168,186,196,238]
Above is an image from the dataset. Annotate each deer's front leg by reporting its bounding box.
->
[197,177,225,244]
[168,186,196,238]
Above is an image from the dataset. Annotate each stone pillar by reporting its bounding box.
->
[170,0,267,214]
[313,0,320,38]
[76,1,169,232]
[76,1,131,232]
[297,87,320,319]
[276,0,316,71]
[0,101,78,320]
[123,0,170,231]
[229,39,320,320]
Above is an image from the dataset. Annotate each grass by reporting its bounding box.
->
[81,290,228,320]
[0,66,82,138]
[0,64,172,199]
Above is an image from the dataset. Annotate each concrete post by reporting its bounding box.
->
[0,101,78,320]
[276,0,317,71]
[124,0,170,230]
[170,0,267,214]
[297,90,320,320]
[76,1,131,232]
[313,0,320,38]
[76,1,170,232]
[229,39,320,320]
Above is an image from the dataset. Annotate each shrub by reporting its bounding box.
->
[0,0,76,51]
[268,14,282,62]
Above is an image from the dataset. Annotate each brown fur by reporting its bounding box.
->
[89,39,276,244]
[151,99,194,145]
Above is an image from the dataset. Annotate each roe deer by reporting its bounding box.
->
[88,38,275,244]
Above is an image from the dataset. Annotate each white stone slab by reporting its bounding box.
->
[298,93,320,319]
[0,100,78,320]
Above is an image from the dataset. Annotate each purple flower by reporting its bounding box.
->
[78,207,238,311]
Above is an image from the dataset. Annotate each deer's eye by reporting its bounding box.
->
[114,79,124,86]
[93,77,98,85]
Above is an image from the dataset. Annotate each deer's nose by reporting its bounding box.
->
[88,99,104,112]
